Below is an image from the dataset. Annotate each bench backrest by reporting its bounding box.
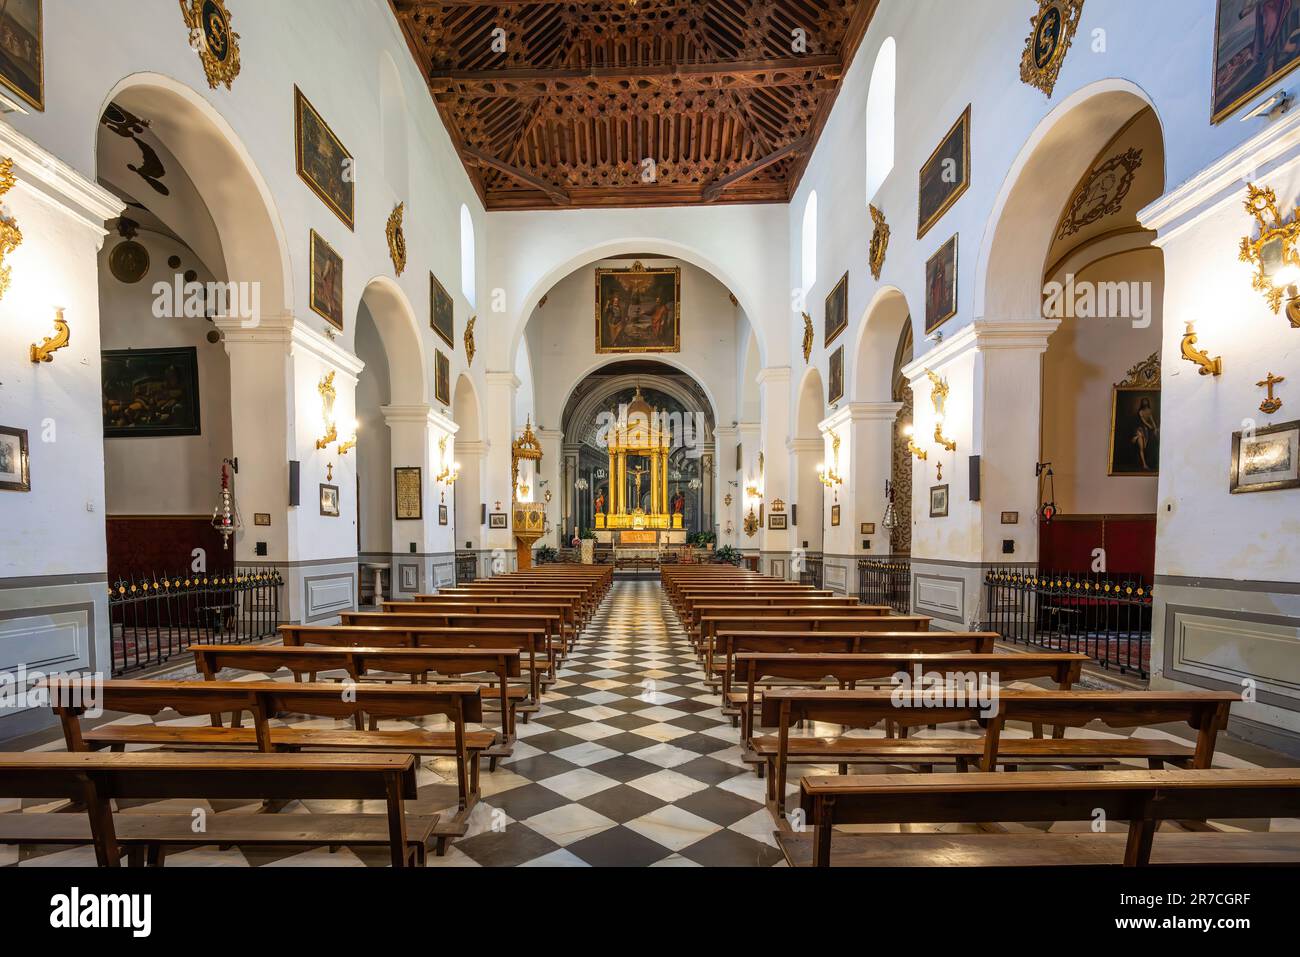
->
[733,652,1084,687]
[722,631,997,656]
[705,615,931,634]
[280,624,546,655]
[190,643,522,680]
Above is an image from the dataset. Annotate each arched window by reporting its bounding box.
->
[864,37,896,202]
[801,190,818,297]
[459,203,476,308]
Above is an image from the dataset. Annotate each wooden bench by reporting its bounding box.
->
[281,623,551,706]
[49,678,489,852]
[730,650,1084,745]
[420,592,587,639]
[758,688,1239,816]
[684,600,885,650]
[402,598,580,653]
[700,613,932,685]
[190,643,523,747]
[784,768,1300,867]
[718,630,999,705]
[0,751,434,867]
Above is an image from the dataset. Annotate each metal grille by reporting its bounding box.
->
[858,558,911,614]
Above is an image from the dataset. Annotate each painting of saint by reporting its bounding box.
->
[310,230,343,330]
[595,264,680,353]
[1213,0,1300,123]
[295,86,354,229]
[431,272,454,347]
[435,350,451,407]
[925,234,958,334]
[0,0,42,111]
[1109,387,1161,475]
[918,106,970,238]
[824,272,847,347]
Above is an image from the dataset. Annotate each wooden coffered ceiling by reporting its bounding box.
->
[390,1,877,210]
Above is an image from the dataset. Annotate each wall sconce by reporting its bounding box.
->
[337,420,359,456]
[745,484,763,501]
[1180,321,1223,376]
[817,430,845,488]
[435,435,460,484]
[926,369,957,452]
[1240,181,1300,327]
[315,371,338,450]
[902,423,928,461]
[30,308,70,363]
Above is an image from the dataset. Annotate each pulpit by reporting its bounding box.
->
[512,418,547,569]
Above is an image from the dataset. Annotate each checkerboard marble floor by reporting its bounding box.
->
[6,580,1296,868]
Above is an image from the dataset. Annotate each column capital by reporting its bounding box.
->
[0,117,124,231]
[737,421,762,438]
[290,321,367,379]
[484,370,522,390]
[902,319,1060,381]
[787,437,823,454]
[755,366,791,386]
[457,440,490,458]
[380,403,458,436]
[821,401,902,432]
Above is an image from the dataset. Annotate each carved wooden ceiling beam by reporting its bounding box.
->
[460,145,572,204]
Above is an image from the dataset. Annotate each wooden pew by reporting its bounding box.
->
[718,630,999,706]
[700,613,932,684]
[49,678,488,852]
[189,643,523,747]
[345,610,563,673]
[689,602,889,655]
[759,688,1238,816]
[401,597,580,654]
[280,624,550,713]
[680,597,871,647]
[730,650,1084,745]
[786,768,1300,867]
[420,591,587,639]
[0,751,436,868]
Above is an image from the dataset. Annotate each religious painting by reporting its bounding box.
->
[431,271,454,348]
[319,483,340,517]
[439,503,449,525]
[0,425,30,492]
[929,484,950,518]
[1212,0,1300,124]
[828,345,844,405]
[434,350,451,407]
[309,230,343,330]
[1231,420,1300,493]
[0,0,43,112]
[1019,0,1084,98]
[860,523,876,535]
[1001,511,1020,525]
[918,106,970,239]
[830,504,841,527]
[595,263,681,353]
[769,512,788,530]
[1109,387,1161,476]
[488,511,508,529]
[295,86,354,230]
[925,234,958,334]
[824,271,848,347]
[394,466,422,520]
[102,348,201,438]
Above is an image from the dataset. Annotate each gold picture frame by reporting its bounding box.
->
[1212,0,1300,124]
[0,0,42,112]
[1019,0,1084,98]
[294,86,355,230]
[925,234,958,334]
[309,229,344,330]
[394,466,422,520]
[434,350,451,407]
[918,106,971,240]
[431,272,454,348]
[1108,353,1161,477]
[824,271,848,347]
[180,0,241,91]
[595,262,681,354]
[1231,420,1300,493]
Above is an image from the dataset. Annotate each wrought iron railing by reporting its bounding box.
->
[983,568,1152,678]
[858,558,911,614]
[798,553,824,588]
[455,552,477,583]
[108,568,282,675]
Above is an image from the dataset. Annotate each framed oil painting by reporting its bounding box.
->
[929,484,950,518]
[824,271,848,347]
[595,263,680,353]
[0,0,42,112]
[488,511,508,529]
[768,512,788,530]
[918,105,971,239]
[0,426,30,492]
[1212,1,1300,124]
[434,350,451,407]
[439,503,449,525]
[1109,386,1161,476]
[828,345,844,404]
[394,466,422,520]
[431,271,454,348]
[295,86,354,230]
[830,504,841,527]
[925,234,958,334]
[102,348,201,438]
[309,229,343,330]
[319,483,340,517]
[1231,420,1300,493]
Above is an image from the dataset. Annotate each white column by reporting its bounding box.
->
[824,401,902,556]
[482,371,519,568]
[537,426,564,548]
[756,367,792,576]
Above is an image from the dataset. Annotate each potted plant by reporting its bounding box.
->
[714,545,743,566]
[692,530,717,550]
[536,544,558,564]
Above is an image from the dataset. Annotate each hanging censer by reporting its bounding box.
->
[210,458,241,549]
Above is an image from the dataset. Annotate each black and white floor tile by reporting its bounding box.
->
[3,580,1296,867]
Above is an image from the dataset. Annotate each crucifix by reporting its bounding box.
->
[629,464,647,508]
[1257,372,1285,415]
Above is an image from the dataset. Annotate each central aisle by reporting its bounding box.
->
[446,580,786,867]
